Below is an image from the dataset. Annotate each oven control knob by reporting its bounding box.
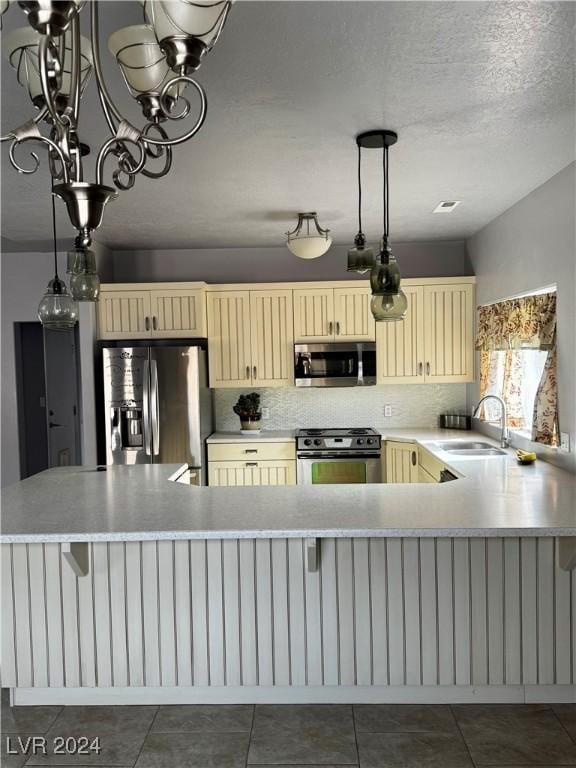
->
[357,438,364,445]
[367,438,374,445]
[304,438,312,446]
[314,439,322,446]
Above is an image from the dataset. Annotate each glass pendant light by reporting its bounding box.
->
[354,129,407,322]
[67,237,100,301]
[347,140,375,274]
[38,185,79,330]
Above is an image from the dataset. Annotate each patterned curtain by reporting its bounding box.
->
[476,293,558,446]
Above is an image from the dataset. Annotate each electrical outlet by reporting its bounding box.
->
[261,407,270,420]
[560,432,571,452]
[384,405,392,418]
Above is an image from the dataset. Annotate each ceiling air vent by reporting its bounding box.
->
[433,201,461,213]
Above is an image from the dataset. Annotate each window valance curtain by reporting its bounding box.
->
[475,293,556,351]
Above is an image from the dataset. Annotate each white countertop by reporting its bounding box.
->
[207,430,295,443]
[1,430,575,543]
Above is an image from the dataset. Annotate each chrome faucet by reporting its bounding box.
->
[473,395,511,449]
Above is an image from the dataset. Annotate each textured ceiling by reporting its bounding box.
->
[1,1,574,251]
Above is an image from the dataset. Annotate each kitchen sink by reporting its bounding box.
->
[434,440,507,457]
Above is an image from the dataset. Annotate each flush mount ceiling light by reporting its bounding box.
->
[433,200,461,213]
[286,212,332,260]
[354,130,407,322]
[1,0,233,248]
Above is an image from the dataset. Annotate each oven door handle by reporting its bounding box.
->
[297,453,381,460]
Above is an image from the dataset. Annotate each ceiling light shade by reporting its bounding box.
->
[3,25,92,110]
[18,0,85,35]
[286,212,332,260]
[38,276,79,329]
[67,242,100,301]
[370,291,408,322]
[140,0,233,72]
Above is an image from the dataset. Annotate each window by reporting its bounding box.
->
[476,290,558,446]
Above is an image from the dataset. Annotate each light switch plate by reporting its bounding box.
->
[384,405,393,417]
[560,432,570,452]
[261,407,270,420]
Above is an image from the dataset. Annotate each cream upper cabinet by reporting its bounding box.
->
[333,286,375,340]
[250,290,294,387]
[377,281,474,384]
[423,283,474,383]
[149,288,206,338]
[207,291,252,388]
[207,289,294,388]
[377,286,424,384]
[293,288,335,342]
[97,284,206,340]
[385,440,418,484]
[97,289,152,340]
[294,285,374,342]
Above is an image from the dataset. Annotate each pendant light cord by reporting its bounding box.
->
[357,143,363,234]
[50,177,59,279]
[382,143,389,239]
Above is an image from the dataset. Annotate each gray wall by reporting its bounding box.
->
[0,247,107,487]
[467,163,576,473]
[109,240,470,283]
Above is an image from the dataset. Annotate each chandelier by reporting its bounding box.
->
[1,0,233,248]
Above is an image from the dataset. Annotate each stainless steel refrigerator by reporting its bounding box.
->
[102,344,212,484]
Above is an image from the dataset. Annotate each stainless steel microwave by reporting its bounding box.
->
[294,342,376,387]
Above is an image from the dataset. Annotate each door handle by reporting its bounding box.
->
[145,317,150,331]
[246,365,250,379]
[418,362,423,375]
[142,359,152,455]
[253,366,257,378]
[426,362,431,375]
[49,422,63,428]
[336,321,340,335]
[328,321,333,335]
[151,359,160,455]
[411,451,417,466]
[152,316,157,331]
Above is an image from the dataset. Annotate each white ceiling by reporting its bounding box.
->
[1,1,574,251]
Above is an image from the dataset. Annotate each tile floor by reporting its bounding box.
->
[1,699,575,767]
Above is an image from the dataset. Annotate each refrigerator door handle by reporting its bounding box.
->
[142,359,152,455]
[151,358,160,455]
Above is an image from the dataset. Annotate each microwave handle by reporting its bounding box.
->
[357,344,364,385]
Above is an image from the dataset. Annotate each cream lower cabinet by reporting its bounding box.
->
[208,440,296,486]
[294,285,374,342]
[97,284,206,340]
[377,281,474,384]
[385,441,418,483]
[418,465,436,483]
[207,289,293,388]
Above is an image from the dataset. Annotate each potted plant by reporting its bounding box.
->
[233,392,262,433]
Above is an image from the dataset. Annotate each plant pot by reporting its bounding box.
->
[239,414,262,433]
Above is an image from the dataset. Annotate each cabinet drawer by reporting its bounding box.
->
[208,460,296,486]
[418,446,445,481]
[208,441,296,462]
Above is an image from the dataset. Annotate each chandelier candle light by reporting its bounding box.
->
[352,130,407,322]
[1,0,233,306]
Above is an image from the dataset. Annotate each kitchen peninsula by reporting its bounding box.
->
[2,432,575,706]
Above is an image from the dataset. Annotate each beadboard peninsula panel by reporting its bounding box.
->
[2,538,573,692]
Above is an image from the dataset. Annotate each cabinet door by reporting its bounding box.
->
[207,291,251,388]
[385,441,418,483]
[250,290,294,387]
[333,286,375,341]
[376,286,425,384]
[423,284,474,383]
[97,290,151,340]
[418,465,437,483]
[150,289,206,338]
[293,288,335,342]
[208,460,296,486]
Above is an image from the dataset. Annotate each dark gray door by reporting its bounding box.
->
[44,328,81,468]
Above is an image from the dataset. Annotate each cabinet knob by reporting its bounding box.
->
[246,365,250,378]
[244,449,258,454]
[246,462,258,467]
[336,321,340,335]
[145,317,150,331]
[253,366,257,378]
[328,321,333,335]
[426,362,431,375]
[411,451,417,466]
[418,362,423,375]
[152,316,157,330]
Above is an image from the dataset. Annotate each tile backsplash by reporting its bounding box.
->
[214,385,468,432]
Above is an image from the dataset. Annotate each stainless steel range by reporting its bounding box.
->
[296,428,382,485]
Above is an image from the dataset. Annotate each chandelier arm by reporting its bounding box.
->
[69,13,81,124]
[9,134,70,183]
[38,35,68,132]
[0,108,49,143]
[96,132,145,188]
[141,123,173,178]
[142,77,207,147]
